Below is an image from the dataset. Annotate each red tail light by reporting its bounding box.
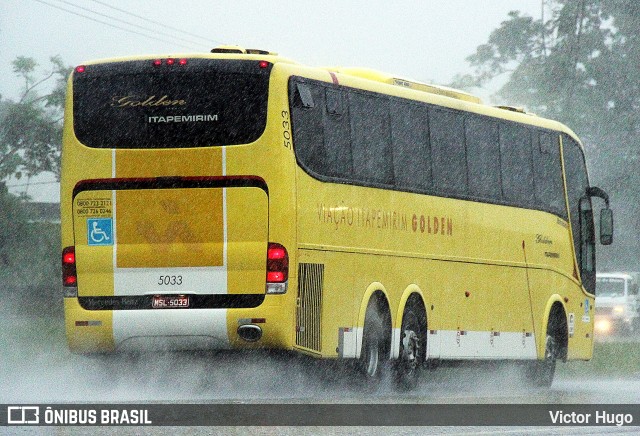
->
[266,243,288,283]
[152,58,188,67]
[62,246,77,287]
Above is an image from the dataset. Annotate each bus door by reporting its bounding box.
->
[562,135,596,294]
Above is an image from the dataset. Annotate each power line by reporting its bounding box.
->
[39,0,203,50]
[53,0,210,50]
[31,0,202,51]
[89,0,219,46]
[5,180,59,188]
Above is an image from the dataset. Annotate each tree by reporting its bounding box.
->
[0,56,69,308]
[1,183,61,313]
[0,184,28,267]
[452,0,640,271]
[0,56,71,187]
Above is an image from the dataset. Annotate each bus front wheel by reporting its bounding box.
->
[527,334,558,387]
[527,310,566,388]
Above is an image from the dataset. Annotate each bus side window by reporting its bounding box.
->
[579,196,596,274]
[348,91,393,186]
[390,100,432,192]
[465,115,500,200]
[295,83,315,108]
[325,88,343,115]
[429,108,467,196]
[323,87,352,179]
[499,123,535,207]
[290,80,325,175]
[534,132,565,217]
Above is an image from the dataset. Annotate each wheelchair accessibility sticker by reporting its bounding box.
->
[87,218,113,246]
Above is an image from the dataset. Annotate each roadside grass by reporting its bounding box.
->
[558,341,640,378]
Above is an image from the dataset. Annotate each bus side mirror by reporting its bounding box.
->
[587,186,613,245]
[600,208,613,245]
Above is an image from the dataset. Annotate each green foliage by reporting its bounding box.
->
[454,0,640,270]
[462,11,545,86]
[0,189,61,315]
[0,56,68,314]
[0,56,71,183]
[558,341,640,377]
[453,1,639,138]
[0,188,29,268]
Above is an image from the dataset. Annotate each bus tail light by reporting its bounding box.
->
[152,58,188,67]
[62,246,78,297]
[266,242,288,294]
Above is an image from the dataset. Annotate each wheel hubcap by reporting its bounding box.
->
[545,335,558,361]
[367,339,380,377]
[402,329,419,370]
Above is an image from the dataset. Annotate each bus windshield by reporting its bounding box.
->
[72,59,271,149]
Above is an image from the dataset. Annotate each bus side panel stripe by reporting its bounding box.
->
[434,330,538,360]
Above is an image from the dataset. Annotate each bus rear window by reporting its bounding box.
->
[72,59,271,148]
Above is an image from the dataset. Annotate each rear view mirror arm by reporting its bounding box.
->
[587,186,609,208]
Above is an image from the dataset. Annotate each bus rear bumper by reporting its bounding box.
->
[64,296,292,353]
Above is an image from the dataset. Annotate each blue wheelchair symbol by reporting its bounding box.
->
[87,218,113,246]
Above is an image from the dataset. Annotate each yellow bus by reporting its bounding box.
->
[61,46,613,388]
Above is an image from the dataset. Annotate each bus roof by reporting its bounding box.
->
[76,46,583,146]
[320,67,482,104]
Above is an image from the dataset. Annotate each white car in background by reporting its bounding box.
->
[595,272,640,335]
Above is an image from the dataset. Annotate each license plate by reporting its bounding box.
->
[152,295,190,309]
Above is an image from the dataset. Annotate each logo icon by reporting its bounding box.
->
[87,218,113,246]
[7,406,40,424]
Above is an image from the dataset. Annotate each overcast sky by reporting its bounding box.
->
[1,0,544,202]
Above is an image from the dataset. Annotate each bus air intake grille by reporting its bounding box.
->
[296,263,324,352]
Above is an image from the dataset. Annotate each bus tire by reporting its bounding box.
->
[527,334,558,387]
[394,297,427,390]
[359,298,388,381]
[527,308,566,388]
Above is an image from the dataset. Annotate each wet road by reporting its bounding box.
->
[0,347,585,403]
[2,320,639,405]
[2,310,640,435]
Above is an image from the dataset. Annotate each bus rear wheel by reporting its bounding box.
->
[394,299,427,390]
[359,299,388,381]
